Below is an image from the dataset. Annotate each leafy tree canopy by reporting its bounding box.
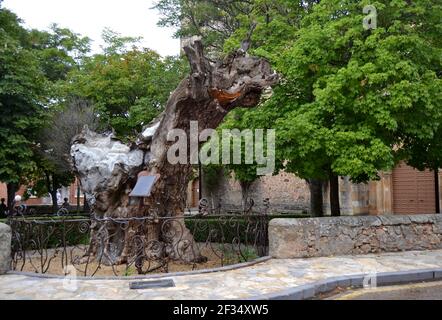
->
[223,0,442,185]
[28,24,91,82]
[0,6,189,210]
[154,0,254,58]
[0,8,47,187]
[61,29,189,138]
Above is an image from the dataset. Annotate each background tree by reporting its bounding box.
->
[155,0,329,215]
[0,8,47,210]
[27,99,98,213]
[64,29,189,138]
[213,108,283,210]
[1,5,190,212]
[23,23,91,213]
[154,0,254,58]
[28,24,91,82]
[199,0,325,215]
[394,0,442,191]
[215,0,442,216]
[1,5,93,212]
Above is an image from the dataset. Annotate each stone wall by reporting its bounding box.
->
[0,223,11,274]
[202,171,310,213]
[201,171,372,215]
[269,214,442,259]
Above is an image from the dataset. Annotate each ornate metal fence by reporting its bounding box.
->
[7,200,269,277]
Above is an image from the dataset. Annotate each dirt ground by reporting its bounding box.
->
[12,244,255,277]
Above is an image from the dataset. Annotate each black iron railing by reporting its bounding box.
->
[7,199,269,277]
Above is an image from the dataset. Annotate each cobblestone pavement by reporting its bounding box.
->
[1,250,442,300]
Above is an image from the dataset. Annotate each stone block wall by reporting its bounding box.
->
[322,177,370,216]
[0,223,11,274]
[201,171,372,215]
[202,171,310,213]
[270,214,442,259]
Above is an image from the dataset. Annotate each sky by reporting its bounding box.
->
[2,0,181,57]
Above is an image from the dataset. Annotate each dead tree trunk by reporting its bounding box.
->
[71,39,278,266]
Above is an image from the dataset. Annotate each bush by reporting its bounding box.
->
[185,218,263,244]
[20,205,88,216]
[8,214,309,250]
[185,214,308,244]
[9,219,90,251]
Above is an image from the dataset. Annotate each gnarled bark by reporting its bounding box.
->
[71,39,278,266]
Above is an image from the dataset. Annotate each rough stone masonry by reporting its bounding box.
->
[0,223,11,274]
[270,214,442,259]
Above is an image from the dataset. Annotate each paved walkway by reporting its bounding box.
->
[1,250,442,300]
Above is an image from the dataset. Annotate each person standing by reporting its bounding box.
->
[61,198,70,210]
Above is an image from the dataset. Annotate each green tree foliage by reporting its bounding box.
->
[222,0,442,215]
[28,24,91,82]
[10,23,92,212]
[1,6,189,211]
[0,7,91,211]
[154,0,254,57]
[0,8,47,208]
[223,0,321,55]
[100,28,142,55]
[26,99,98,213]
[64,30,189,137]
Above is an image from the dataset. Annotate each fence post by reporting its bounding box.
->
[0,223,11,274]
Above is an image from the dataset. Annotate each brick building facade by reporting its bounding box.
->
[0,179,84,207]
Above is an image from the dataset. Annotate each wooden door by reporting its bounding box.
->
[392,162,436,214]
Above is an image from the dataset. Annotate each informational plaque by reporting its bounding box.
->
[129,175,157,198]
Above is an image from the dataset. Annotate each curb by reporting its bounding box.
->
[247,268,442,300]
[5,256,271,281]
